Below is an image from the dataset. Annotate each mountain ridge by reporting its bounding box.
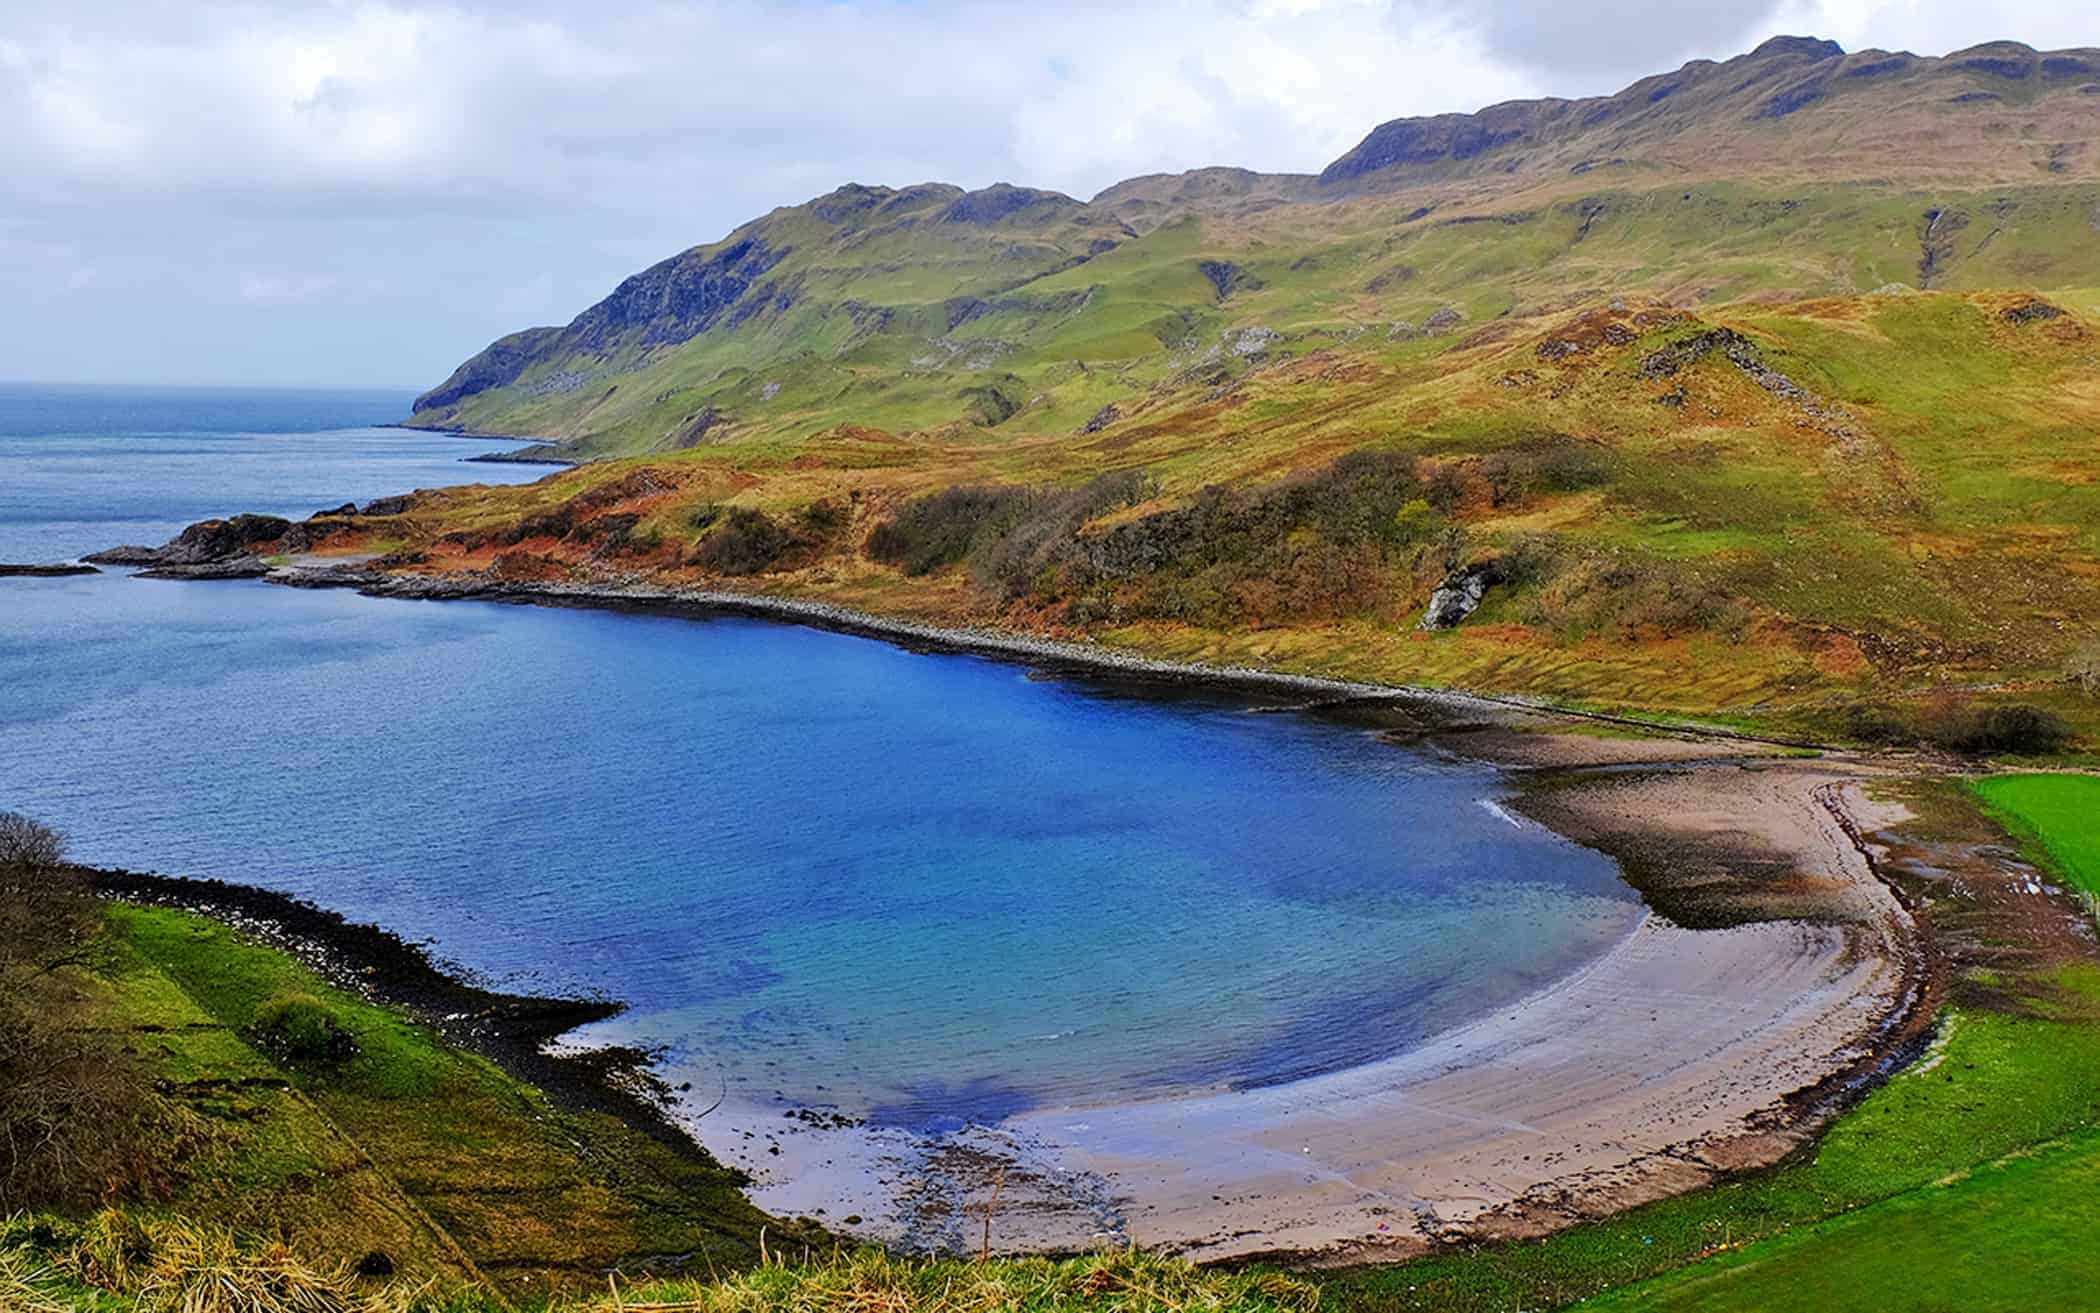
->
[410,34,2100,445]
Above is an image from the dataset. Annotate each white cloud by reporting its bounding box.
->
[1765,0,2096,55]
[0,0,2089,387]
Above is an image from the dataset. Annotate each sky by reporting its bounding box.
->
[1,0,2091,390]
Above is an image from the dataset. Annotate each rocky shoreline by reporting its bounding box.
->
[0,561,99,577]
[110,552,1829,750]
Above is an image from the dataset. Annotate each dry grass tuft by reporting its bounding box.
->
[55,1212,415,1313]
[590,1246,1319,1313]
[0,1246,75,1313]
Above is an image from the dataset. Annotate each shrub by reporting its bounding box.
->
[1478,436,1611,506]
[1840,700,1912,746]
[692,507,799,575]
[863,446,1607,629]
[1523,551,1747,641]
[865,486,1031,576]
[0,1005,175,1209]
[799,498,848,536]
[1950,704,2073,756]
[0,813,98,977]
[1909,696,2074,756]
[1391,497,1438,544]
[1496,533,1564,588]
[0,813,179,1210]
[973,471,1150,598]
[247,992,358,1063]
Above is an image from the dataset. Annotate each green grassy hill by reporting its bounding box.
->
[406,37,2100,465]
[345,37,2100,740]
[289,284,2100,744]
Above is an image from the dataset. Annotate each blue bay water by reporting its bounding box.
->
[0,385,1642,1126]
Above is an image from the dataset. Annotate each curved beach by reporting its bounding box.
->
[692,762,1921,1261]
[90,559,1928,1262]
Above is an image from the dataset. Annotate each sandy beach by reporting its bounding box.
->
[682,756,1924,1261]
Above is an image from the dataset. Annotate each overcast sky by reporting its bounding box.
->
[1,0,2090,390]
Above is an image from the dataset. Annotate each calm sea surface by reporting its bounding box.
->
[0,384,1642,1127]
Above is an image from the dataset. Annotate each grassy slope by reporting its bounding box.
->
[1583,1130,2100,1313]
[309,287,2100,742]
[415,181,2100,461]
[84,902,777,1301]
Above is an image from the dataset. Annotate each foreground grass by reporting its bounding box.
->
[598,1249,1318,1313]
[0,1224,1316,1313]
[1583,1130,2100,1312]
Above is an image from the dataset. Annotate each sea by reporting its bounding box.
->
[0,382,1641,1130]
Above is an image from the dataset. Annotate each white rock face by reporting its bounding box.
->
[1418,565,1497,630]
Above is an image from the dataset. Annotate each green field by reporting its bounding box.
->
[1584,1130,2100,1312]
[1972,774,2100,896]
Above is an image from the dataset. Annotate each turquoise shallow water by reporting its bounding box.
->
[0,386,1642,1128]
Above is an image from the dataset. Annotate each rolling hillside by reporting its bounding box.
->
[191,36,2100,737]
[406,36,2100,462]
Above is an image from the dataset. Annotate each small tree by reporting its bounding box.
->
[0,811,95,976]
[2070,640,2100,698]
[0,812,169,1208]
[0,809,64,871]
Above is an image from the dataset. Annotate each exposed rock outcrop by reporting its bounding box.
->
[85,514,292,567]
[411,326,565,413]
[1418,562,1504,630]
[1197,260,1259,302]
[2002,297,2066,325]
